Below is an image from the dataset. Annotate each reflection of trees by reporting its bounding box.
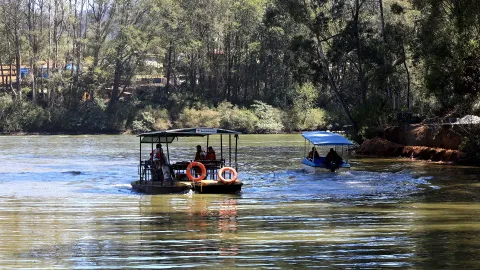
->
[185,196,239,259]
[218,199,239,257]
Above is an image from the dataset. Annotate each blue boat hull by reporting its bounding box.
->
[302,157,351,172]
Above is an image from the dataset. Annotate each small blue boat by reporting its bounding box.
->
[301,131,354,172]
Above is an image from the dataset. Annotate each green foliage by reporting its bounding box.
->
[176,107,221,128]
[250,100,283,133]
[413,0,480,114]
[0,95,47,133]
[283,83,325,131]
[282,107,327,131]
[132,106,172,133]
[3,0,480,139]
[217,101,259,133]
[458,125,480,163]
[78,99,108,132]
[352,97,396,140]
[302,108,327,130]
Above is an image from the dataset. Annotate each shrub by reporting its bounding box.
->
[79,99,108,132]
[218,101,259,133]
[0,95,49,133]
[250,100,283,133]
[177,108,221,128]
[131,106,172,133]
[302,108,326,130]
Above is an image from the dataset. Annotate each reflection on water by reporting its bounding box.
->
[1,135,480,268]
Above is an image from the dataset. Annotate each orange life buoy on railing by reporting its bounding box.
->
[186,162,207,182]
[217,167,238,184]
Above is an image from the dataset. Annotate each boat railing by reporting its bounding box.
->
[139,159,226,182]
[170,159,225,180]
[139,160,164,182]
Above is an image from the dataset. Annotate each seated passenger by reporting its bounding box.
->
[150,144,168,182]
[152,144,166,166]
[308,147,320,160]
[324,148,343,171]
[206,146,216,160]
[194,145,206,161]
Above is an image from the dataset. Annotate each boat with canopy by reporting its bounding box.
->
[131,127,243,194]
[301,131,354,172]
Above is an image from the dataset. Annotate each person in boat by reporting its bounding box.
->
[308,147,320,160]
[151,144,173,182]
[193,145,207,178]
[152,144,167,166]
[324,148,343,171]
[206,146,216,160]
[194,145,207,161]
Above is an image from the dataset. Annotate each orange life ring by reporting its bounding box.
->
[186,162,207,182]
[217,167,238,184]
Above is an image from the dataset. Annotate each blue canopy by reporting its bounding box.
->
[302,131,353,146]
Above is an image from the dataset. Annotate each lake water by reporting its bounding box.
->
[1,134,480,269]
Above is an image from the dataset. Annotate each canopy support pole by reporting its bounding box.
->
[235,134,238,171]
[229,134,232,167]
[165,133,170,164]
[220,134,223,163]
[139,136,142,183]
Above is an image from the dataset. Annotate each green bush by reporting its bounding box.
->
[0,95,19,132]
[79,99,108,132]
[0,95,49,133]
[302,108,326,130]
[217,101,259,133]
[250,100,283,133]
[177,107,221,128]
[131,106,172,133]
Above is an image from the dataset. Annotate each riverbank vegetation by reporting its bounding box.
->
[0,0,479,139]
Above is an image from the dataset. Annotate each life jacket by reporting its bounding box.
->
[206,151,216,160]
[151,149,164,163]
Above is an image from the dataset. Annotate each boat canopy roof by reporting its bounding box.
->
[138,128,240,144]
[302,131,353,146]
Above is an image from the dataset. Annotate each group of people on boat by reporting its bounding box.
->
[308,147,343,171]
[151,144,217,165]
[194,145,216,161]
[147,144,219,182]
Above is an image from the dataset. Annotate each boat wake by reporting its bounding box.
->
[241,169,438,203]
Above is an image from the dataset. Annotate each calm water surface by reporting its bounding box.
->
[1,134,480,269]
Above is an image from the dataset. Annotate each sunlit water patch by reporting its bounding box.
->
[241,169,438,203]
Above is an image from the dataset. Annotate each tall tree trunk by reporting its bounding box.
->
[9,62,13,92]
[15,45,22,99]
[0,56,5,88]
[28,0,37,103]
[402,44,411,111]
[165,40,173,94]
[314,33,358,134]
[109,57,123,114]
[379,0,391,105]
[353,0,367,104]
[47,0,52,104]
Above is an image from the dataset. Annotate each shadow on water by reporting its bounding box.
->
[241,168,438,203]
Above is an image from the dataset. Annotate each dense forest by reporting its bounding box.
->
[0,0,479,140]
